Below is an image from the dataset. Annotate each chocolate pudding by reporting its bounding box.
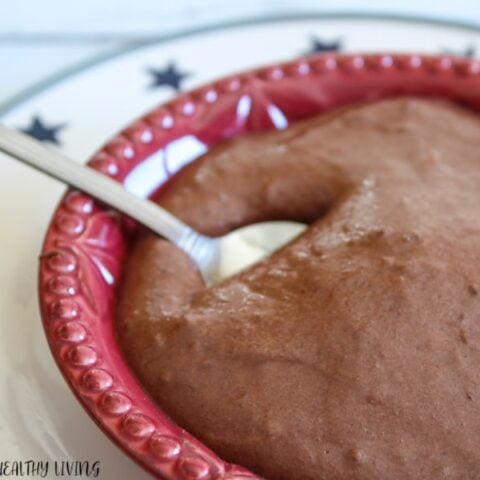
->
[117,98,480,480]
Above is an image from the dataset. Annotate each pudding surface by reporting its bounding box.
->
[118,98,480,480]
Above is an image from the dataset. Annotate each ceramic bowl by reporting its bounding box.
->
[38,53,480,480]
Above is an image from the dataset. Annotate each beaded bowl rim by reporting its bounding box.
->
[38,53,480,480]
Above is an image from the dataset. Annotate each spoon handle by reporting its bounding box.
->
[0,123,201,249]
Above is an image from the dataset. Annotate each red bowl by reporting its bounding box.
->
[38,53,480,480]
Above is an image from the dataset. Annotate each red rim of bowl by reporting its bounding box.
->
[38,53,480,480]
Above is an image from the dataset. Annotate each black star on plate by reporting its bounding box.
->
[146,62,189,91]
[305,37,342,55]
[20,115,66,145]
[443,45,476,58]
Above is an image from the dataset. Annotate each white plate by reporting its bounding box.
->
[1,14,479,479]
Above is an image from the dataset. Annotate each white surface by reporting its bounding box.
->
[0,43,119,106]
[2,0,480,35]
[1,15,480,480]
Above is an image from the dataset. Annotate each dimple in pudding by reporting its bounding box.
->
[117,98,480,480]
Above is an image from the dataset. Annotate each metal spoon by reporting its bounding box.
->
[0,124,306,284]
